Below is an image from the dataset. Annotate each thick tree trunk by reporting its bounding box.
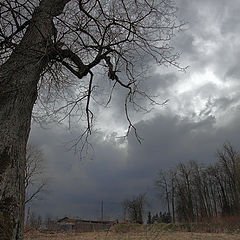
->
[0,67,38,240]
[0,1,70,239]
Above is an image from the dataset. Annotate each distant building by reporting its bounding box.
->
[56,217,118,232]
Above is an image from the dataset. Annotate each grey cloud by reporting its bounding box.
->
[29,106,240,219]
[174,0,240,78]
[28,0,240,221]
[214,96,239,111]
[96,0,240,126]
[220,0,240,35]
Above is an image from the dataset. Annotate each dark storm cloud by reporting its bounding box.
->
[127,114,217,170]
[28,0,240,220]
[29,109,240,219]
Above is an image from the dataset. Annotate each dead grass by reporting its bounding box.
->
[24,228,240,240]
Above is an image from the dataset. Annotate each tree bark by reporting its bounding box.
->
[0,1,70,239]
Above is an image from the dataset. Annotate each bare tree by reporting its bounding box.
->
[215,142,240,215]
[155,170,171,216]
[155,169,176,222]
[155,143,240,222]
[25,144,48,205]
[122,193,147,224]
[0,0,183,239]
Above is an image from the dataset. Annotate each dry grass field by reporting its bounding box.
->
[24,231,240,240]
[25,224,240,240]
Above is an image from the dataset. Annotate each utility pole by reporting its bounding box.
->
[123,206,126,222]
[101,200,104,221]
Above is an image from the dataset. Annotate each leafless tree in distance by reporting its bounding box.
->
[155,169,176,222]
[0,0,184,239]
[25,144,48,205]
[122,193,148,224]
[155,143,240,222]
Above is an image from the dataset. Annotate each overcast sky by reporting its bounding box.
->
[28,0,240,221]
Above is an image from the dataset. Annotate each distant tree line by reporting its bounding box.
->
[25,144,48,205]
[122,194,147,224]
[147,211,171,224]
[155,142,240,222]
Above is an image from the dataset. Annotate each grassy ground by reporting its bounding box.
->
[25,223,240,240]
[24,231,240,240]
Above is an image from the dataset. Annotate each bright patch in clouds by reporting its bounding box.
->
[193,38,219,56]
[176,69,226,95]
